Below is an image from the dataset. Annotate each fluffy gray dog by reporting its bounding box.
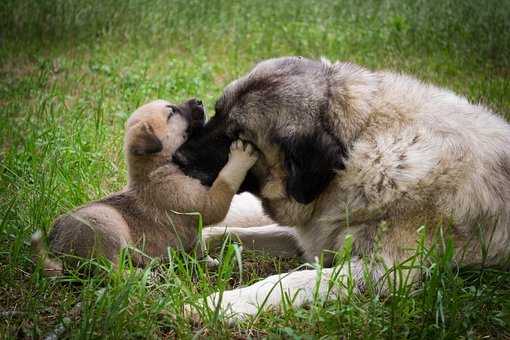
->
[174,56,510,321]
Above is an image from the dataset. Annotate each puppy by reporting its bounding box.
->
[32,99,258,276]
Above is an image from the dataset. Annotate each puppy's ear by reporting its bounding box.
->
[129,122,163,156]
[275,131,347,204]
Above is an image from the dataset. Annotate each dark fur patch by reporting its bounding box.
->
[173,98,205,132]
[173,115,231,186]
[173,115,261,193]
[274,129,347,204]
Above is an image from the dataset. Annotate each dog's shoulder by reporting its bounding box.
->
[342,125,463,207]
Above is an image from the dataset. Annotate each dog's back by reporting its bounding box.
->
[307,67,510,267]
[374,70,510,265]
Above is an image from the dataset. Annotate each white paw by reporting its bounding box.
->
[184,290,259,324]
[229,140,258,168]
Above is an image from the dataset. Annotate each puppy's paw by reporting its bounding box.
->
[229,140,258,168]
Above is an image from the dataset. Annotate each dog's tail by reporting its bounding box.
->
[31,230,63,277]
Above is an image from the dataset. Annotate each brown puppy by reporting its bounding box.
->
[32,99,258,276]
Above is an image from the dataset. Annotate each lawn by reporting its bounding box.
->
[0,0,509,338]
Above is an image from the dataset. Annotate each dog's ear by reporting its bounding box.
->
[275,131,347,204]
[129,122,163,156]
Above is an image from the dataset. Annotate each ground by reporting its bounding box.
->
[0,0,509,338]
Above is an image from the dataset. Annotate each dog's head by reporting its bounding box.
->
[125,98,205,165]
[174,57,374,204]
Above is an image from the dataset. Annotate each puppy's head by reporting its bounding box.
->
[125,98,205,164]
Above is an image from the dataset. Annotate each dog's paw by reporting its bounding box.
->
[183,290,259,325]
[229,140,258,168]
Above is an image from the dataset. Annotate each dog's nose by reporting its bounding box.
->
[191,104,205,127]
[192,112,206,128]
[188,98,203,107]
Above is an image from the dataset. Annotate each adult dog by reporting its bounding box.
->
[174,56,510,321]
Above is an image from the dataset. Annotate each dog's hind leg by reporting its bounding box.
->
[202,224,302,258]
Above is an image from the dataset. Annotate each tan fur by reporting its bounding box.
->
[33,100,257,276]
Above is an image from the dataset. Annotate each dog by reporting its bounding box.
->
[174,56,510,321]
[31,99,259,276]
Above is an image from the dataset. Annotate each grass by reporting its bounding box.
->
[1,0,509,338]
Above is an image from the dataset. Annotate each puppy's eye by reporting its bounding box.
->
[166,105,177,121]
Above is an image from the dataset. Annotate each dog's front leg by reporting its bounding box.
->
[187,258,367,323]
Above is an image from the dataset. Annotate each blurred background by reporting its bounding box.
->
[0,0,509,337]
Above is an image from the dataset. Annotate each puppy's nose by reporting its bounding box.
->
[196,99,203,106]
